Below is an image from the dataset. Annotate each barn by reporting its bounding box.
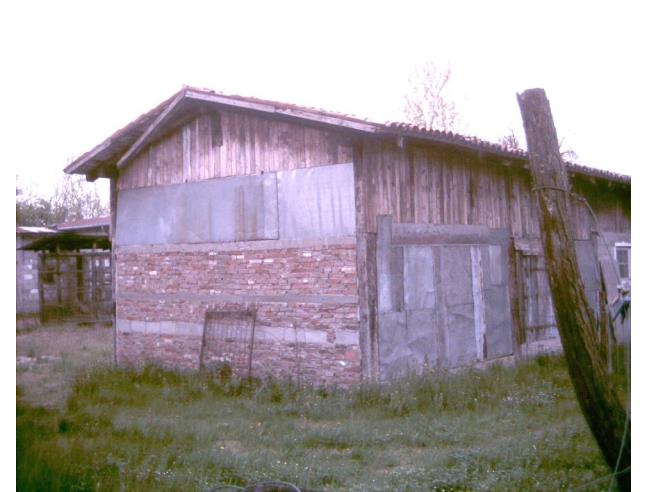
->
[64,86,630,385]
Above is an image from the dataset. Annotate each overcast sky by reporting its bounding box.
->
[4,0,646,199]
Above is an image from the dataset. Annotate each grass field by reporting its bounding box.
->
[16,324,626,491]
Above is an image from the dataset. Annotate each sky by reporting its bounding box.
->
[3,0,646,200]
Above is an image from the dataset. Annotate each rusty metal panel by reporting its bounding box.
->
[277,162,356,240]
[115,174,278,245]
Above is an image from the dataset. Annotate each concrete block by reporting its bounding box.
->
[299,328,329,345]
[116,318,131,333]
[255,326,323,345]
[145,321,161,335]
[334,329,359,346]
[130,320,147,334]
[158,321,175,336]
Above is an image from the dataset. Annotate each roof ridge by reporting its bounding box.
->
[65,86,630,184]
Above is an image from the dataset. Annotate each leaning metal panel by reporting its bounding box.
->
[199,310,257,379]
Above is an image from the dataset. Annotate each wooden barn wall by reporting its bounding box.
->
[118,110,353,191]
[571,177,630,234]
[356,139,629,238]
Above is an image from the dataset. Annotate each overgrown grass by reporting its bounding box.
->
[17,349,626,491]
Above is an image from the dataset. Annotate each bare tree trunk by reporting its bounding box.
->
[517,88,630,491]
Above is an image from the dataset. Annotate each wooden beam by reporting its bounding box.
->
[64,139,112,174]
[87,165,118,182]
[110,177,118,366]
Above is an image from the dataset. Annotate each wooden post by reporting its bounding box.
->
[110,176,118,366]
[37,252,46,324]
[517,88,630,490]
[55,247,62,320]
[353,142,380,380]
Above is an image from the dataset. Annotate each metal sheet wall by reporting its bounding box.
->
[277,163,356,240]
[116,163,355,245]
[116,174,278,245]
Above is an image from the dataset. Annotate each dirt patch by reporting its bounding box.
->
[16,322,113,408]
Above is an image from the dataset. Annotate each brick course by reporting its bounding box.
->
[115,243,361,386]
[116,331,361,387]
[116,245,357,296]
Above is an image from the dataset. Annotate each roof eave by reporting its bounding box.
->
[63,87,631,187]
[377,127,630,185]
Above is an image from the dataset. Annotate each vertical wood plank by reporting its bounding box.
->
[182,125,191,182]
[471,246,486,360]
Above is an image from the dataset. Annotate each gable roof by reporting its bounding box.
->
[65,86,630,185]
[54,215,111,232]
[16,226,57,235]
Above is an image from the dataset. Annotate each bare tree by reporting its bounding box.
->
[498,130,522,151]
[51,174,108,222]
[403,61,459,132]
[558,136,579,162]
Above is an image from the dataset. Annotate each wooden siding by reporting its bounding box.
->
[118,110,353,191]
[117,108,629,239]
[356,139,628,238]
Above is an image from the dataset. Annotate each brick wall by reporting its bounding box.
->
[115,242,361,386]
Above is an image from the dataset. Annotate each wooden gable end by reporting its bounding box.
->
[117,109,354,191]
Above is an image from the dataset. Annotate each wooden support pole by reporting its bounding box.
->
[110,177,118,366]
[55,248,62,319]
[517,88,630,490]
[353,143,379,380]
[37,252,46,324]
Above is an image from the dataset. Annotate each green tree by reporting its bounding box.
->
[16,174,108,227]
